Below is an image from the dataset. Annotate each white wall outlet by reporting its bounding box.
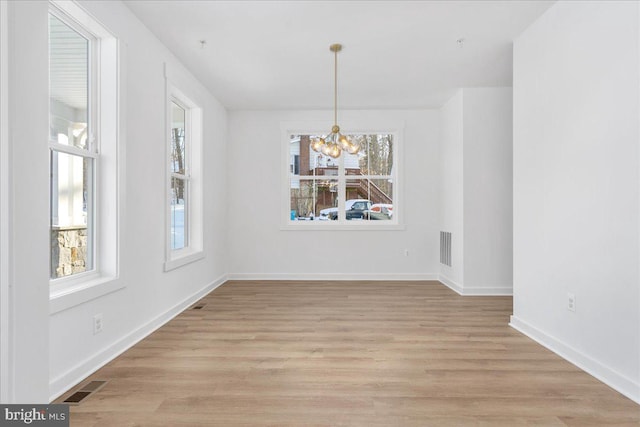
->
[93,313,103,334]
[567,293,576,312]
[404,249,409,257]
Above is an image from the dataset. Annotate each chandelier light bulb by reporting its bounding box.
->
[338,134,351,150]
[311,138,323,152]
[330,144,341,158]
[347,143,360,155]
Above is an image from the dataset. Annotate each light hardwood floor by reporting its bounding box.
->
[58,280,640,426]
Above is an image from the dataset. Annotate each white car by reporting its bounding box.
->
[318,207,337,220]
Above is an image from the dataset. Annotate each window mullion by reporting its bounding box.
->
[170,172,188,180]
[49,142,97,159]
[338,152,346,222]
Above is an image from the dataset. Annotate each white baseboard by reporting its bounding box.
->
[438,274,464,295]
[226,273,439,281]
[438,275,512,296]
[48,274,228,402]
[510,315,640,405]
[226,273,511,296]
[460,286,512,296]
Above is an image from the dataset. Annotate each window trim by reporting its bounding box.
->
[281,120,404,231]
[49,0,121,313]
[164,78,204,271]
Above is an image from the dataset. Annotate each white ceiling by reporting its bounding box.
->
[123,0,554,110]
[50,13,88,111]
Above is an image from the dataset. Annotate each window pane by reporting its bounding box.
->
[346,178,393,221]
[49,14,89,149]
[50,151,93,278]
[171,102,186,174]
[171,177,188,250]
[358,134,394,176]
[290,178,338,220]
[290,135,341,177]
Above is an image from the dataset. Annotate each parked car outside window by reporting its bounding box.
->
[371,203,393,218]
[319,207,337,221]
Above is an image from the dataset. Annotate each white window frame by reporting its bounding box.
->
[49,8,98,280]
[169,97,191,250]
[164,76,203,271]
[49,0,121,314]
[281,120,404,231]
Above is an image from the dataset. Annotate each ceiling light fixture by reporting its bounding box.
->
[310,43,360,159]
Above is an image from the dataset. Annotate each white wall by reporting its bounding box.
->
[0,0,9,402]
[439,91,464,287]
[227,109,440,280]
[3,0,228,402]
[512,0,640,403]
[439,88,513,295]
[5,0,51,403]
[463,88,513,292]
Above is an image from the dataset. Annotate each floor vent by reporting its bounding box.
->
[440,231,452,267]
[63,380,108,405]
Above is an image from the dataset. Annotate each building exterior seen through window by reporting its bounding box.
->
[49,12,96,279]
[289,134,395,222]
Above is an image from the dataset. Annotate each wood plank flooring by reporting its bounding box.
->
[57,280,640,426]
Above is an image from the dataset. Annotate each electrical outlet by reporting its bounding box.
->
[93,314,103,334]
[404,249,409,257]
[567,293,576,312]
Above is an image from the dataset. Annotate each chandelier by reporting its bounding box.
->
[310,44,360,159]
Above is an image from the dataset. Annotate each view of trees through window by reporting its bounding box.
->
[170,101,188,250]
[289,134,395,222]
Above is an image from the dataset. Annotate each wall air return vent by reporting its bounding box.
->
[440,231,452,267]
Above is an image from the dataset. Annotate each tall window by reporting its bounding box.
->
[49,12,96,279]
[48,1,120,312]
[165,84,203,271]
[288,133,396,224]
[170,100,189,250]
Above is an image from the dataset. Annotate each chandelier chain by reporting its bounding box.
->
[334,46,338,127]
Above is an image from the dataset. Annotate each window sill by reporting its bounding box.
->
[281,222,405,231]
[164,250,204,272]
[50,274,123,314]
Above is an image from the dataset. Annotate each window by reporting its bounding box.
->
[48,1,120,313]
[170,101,188,250]
[165,84,203,270]
[49,11,96,279]
[287,132,397,226]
